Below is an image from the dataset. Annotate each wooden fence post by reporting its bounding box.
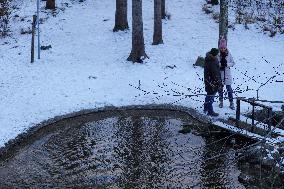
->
[236,98,241,127]
[251,99,255,132]
[31,15,37,63]
[267,108,273,132]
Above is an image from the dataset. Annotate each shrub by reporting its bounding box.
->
[230,0,284,36]
[0,0,11,37]
[194,56,205,68]
[211,0,219,6]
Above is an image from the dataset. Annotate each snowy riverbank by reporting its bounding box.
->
[0,0,283,147]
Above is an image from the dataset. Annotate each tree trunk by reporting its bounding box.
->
[46,0,55,10]
[219,0,228,43]
[153,0,163,45]
[161,0,166,19]
[127,0,148,63]
[113,0,129,32]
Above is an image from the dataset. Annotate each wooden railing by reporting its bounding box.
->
[236,97,273,133]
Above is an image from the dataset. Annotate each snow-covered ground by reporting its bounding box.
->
[0,0,283,147]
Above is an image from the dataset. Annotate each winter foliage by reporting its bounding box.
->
[229,0,284,36]
[0,0,11,37]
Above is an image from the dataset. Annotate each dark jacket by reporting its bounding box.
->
[204,52,222,95]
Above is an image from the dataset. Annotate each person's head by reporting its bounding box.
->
[219,38,227,53]
[210,48,219,57]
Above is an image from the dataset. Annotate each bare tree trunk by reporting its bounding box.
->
[219,0,228,43]
[127,0,148,63]
[113,0,129,32]
[46,0,55,10]
[153,0,163,45]
[161,0,166,19]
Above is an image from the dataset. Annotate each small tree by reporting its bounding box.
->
[127,0,148,63]
[113,0,129,32]
[46,0,55,10]
[153,0,163,45]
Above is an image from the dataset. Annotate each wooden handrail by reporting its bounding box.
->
[235,97,273,134]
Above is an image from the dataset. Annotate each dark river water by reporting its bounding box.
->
[0,109,259,188]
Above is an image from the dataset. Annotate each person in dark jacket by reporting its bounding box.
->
[204,48,222,116]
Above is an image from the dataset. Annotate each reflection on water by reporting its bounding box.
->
[200,136,242,189]
[0,110,245,188]
[114,116,170,189]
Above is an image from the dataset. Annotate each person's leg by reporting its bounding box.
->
[226,85,235,110]
[204,95,210,112]
[205,93,214,112]
[207,92,219,116]
[207,95,214,113]
[218,85,224,101]
[226,85,233,102]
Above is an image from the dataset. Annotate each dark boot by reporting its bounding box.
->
[203,103,209,113]
[229,101,235,110]
[208,111,219,117]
